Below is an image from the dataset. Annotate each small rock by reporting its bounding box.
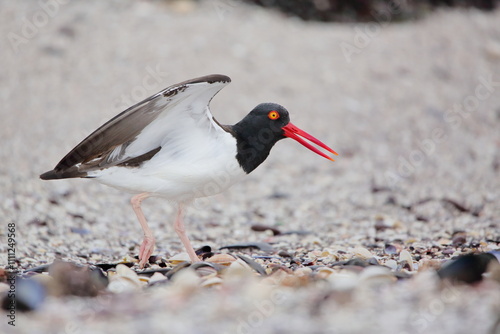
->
[278,250,292,258]
[385,259,398,271]
[437,253,498,284]
[2,278,46,312]
[251,224,281,236]
[220,242,274,252]
[49,261,108,296]
[452,231,467,246]
[442,248,455,255]
[437,238,452,246]
[485,41,500,60]
[344,258,371,268]
[399,250,414,271]
[384,244,398,255]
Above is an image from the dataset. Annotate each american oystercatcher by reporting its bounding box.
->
[40,74,337,267]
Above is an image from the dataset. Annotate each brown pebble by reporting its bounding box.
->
[452,231,467,246]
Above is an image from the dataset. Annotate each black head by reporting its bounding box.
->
[243,103,291,132]
[231,103,337,174]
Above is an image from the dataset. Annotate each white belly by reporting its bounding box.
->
[89,130,246,201]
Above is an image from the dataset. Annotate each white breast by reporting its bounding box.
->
[91,128,246,201]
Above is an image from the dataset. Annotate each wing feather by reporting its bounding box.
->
[44,74,230,178]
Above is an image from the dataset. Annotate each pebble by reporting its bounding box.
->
[7,279,46,312]
[384,244,398,255]
[384,260,398,271]
[485,41,500,60]
[399,250,414,271]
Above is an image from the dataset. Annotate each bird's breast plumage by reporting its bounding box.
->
[89,128,246,200]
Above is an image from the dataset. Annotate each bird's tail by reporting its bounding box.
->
[40,168,87,180]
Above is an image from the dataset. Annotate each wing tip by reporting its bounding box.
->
[183,74,231,85]
[40,168,87,180]
[162,74,231,98]
[40,170,58,180]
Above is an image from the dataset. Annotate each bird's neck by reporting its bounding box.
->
[229,123,277,174]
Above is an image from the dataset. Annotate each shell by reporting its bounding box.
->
[120,255,138,264]
[315,267,336,279]
[294,267,313,277]
[149,272,168,284]
[200,276,223,288]
[353,247,374,259]
[261,268,288,285]
[193,265,219,277]
[171,268,200,290]
[138,276,150,284]
[281,274,303,287]
[236,254,267,275]
[225,259,254,278]
[359,266,397,285]
[116,264,140,282]
[384,259,398,271]
[206,254,236,266]
[107,276,141,293]
[327,269,359,291]
[384,244,398,255]
[399,250,414,271]
[168,253,192,265]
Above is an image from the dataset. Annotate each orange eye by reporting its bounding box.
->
[268,111,280,120]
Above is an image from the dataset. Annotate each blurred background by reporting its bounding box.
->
[245,0,498,21]
[2,0,499,226]
[1,0,499,332]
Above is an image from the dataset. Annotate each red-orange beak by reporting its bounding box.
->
[282,123,338,161]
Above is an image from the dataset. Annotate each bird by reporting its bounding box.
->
[40,74,337,268]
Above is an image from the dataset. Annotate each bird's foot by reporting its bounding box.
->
[187,247,201,263]
[138,236,155,268]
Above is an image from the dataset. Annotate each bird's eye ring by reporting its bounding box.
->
[268,111,280,120]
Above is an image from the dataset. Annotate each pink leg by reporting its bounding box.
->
[131,193,155,268]
[174,204,200,263]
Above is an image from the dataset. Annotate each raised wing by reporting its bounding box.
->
[40,74,231,179]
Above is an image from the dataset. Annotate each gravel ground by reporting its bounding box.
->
[1,1,500,333]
